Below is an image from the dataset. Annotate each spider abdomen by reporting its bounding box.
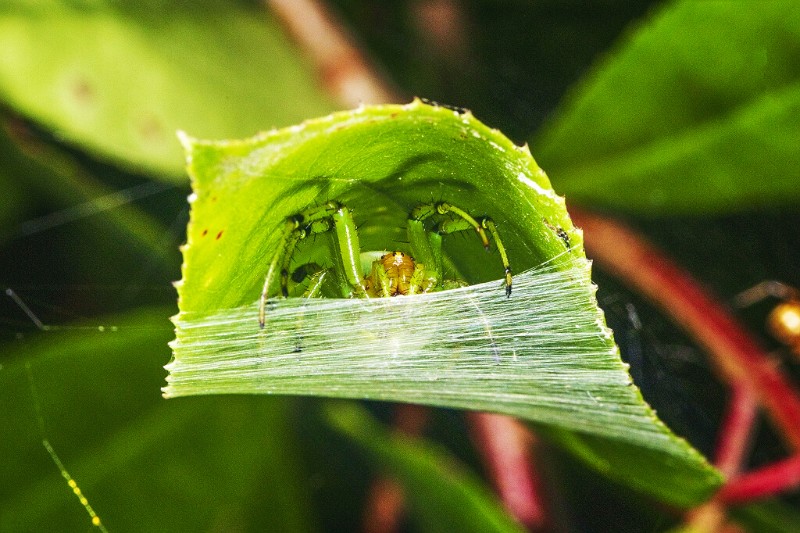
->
[379,251,416,296]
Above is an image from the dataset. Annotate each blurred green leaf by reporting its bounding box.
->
[164,101,721,506]
[0,169,26,232]
[538,426,719,511]
[731,500,800,533]
[0,1,335,178]
[326,402,524,533]
[0,119,176,262]
[0,308,313,532]
[533,1,800,214]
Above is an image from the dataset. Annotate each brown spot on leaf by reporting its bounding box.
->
[216,231,224,240]
[72,78,94,103]
[138,115,163,142]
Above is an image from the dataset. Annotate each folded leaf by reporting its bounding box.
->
[165,101,721,505]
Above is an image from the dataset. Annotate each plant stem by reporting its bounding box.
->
[715,384,759,478]
[571,207,800,451]
[720,454,800,504]
[361,404,428,533]
[266,0,400,106]
[468,413,547,530]
[684,385,759,532]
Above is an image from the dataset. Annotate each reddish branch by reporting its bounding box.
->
[363,478,406,533]
[685,385,758,531]
[714,385,759,478]
[572,207,800,451]
[720,453,800,504]
[573,208,800,529]
[266,0,400,106]
[362,404,428,533]
[468,413,547,529]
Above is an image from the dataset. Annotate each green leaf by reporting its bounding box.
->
[0,167,26,234]
[325,402,524,533]
[165,101,721,505]
[533,1,800,214]
[0,1,335,178]
[731,500,800,533]
[0,308,313,532]
[0,118,175,260]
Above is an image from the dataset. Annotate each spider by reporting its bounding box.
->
[258,201,512,328]
[735,281,800,358]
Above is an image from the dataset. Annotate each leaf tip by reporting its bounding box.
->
[176,130,195,150]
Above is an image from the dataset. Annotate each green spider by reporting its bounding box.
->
[258,201,512,328]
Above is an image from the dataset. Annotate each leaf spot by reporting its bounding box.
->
[137,115,164,142]
[72,78,94,104]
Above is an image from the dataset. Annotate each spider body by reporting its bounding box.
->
[735,281,800,358]
[259,201,511,327]
[768,301,800,354]
[366,252,419,297]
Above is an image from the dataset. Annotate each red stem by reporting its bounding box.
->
[571,207,800,451]
[720,454,800,504]
[468,413,547,530]
[362,404,428,533]
[684,385,759,532]
[715,384,759,477]
[266,0,400,106]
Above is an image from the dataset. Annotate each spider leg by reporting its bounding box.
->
[303,268,331,298]
[406,261,428,295]
[292,268,332,354]
[331,205,368,297]
[411,202,512,297]
[411,202,490,248]
[481,218,513,297]
[734,280,800,308]
[259,202,342,328]
[733,281,800,356]
[367,259,393,297]
[407,219,442,289]
[291,262,323,283]
[259,218,303,328]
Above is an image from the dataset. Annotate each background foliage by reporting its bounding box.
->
[2,1,799,531]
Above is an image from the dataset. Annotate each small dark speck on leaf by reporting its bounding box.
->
[201,229,208,237]
[216,231,224,240]
[72,78,94,103]
[138,115,163,142]
[557,228,571,250]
